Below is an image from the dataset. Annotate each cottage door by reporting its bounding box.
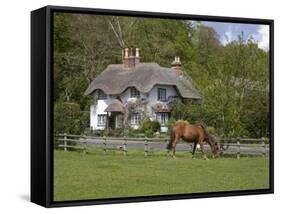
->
[108,113,115,129]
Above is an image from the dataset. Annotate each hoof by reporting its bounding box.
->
[192,156,196,160]
[204,158,209,161]
[172,156,176,159]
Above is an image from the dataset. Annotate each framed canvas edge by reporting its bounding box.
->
[31,5,274,208]
[46,5,274,24]
[31,7,48,207]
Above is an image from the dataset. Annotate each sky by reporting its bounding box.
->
[202,21,270,51]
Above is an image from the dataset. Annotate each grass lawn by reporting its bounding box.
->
[54,149,269,201]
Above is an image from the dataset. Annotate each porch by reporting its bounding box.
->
[104,99,125,129]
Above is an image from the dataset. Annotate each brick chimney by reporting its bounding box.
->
[135,48,140,64]
[123,47,140,68]
[171,56,183,76]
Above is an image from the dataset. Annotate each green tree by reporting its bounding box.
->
[54,102,82,135]
[53,14,269,138]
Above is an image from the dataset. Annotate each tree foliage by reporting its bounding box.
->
[53,13,269,137]
[54,102,82,135]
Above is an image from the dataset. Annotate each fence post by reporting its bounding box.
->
[103,136,107,154]
[123,136,127,156]
[262,137,266,157]
[64,133,67,152]
[236,138,240,159]
[144,137,148,157]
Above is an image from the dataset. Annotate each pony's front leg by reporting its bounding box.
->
[172,144,176,158]
[167,145,175,158]
[168,149,174,157]
[199,142,209,160]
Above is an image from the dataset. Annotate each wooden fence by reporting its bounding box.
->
[56,133,169,157]
[55,133,269,158]
[220,137,269,159]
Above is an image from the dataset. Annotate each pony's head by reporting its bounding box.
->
[207,134,222,158]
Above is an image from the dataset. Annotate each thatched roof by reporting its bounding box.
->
[85,63,201,99]
[104,99,125,112]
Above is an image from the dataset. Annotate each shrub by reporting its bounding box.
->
[105,128,124,137]
[151,120,161,132]
[144,130,154,138]
[54,102,82,135]
[92,129,105,137]
[141,120,160,134]
[113,128,124,137]
[80,111,90,134]
[127,128,143,138]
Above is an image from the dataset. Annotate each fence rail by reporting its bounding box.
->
[55,133,269,158]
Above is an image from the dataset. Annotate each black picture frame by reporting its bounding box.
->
[31,5,274,208]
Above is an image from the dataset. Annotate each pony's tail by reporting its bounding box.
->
[166,127,174,150]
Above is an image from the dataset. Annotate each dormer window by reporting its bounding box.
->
[158,88,167,101]
[97,90,107,100]
[130,87,140,98]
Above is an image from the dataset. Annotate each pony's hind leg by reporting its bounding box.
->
[192,142,197,159]
[171,136,179,158]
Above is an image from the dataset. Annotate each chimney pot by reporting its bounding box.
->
[171,56,183,76]
[123,47,140,69]
[125,48,129,57]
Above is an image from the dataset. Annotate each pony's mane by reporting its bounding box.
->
[174,120,189,126]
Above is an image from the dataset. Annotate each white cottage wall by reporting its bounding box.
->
[148,85,179,132]
[90,85,180,132]
[90,96,114,130]
[148,84,178,103]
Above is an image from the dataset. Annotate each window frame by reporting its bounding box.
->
[157,88,167,101]
[130,112,140,125]
[130,87,140,98]
[157,112,169,126]
[97,114,107,126]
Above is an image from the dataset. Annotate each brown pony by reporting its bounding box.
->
[167,121,221,160]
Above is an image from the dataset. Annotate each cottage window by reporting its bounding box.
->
[158,88,167,101]
[157,112,169,125]
[131,113,140,125]
[97,114,107,126]
[130,87,140,98]
[97,90,107,100]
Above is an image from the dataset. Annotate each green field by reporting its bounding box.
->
[54,149,269,201]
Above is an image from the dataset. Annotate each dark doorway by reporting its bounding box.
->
[108,113,115,129]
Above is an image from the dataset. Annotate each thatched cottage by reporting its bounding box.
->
[85,48,201,132]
